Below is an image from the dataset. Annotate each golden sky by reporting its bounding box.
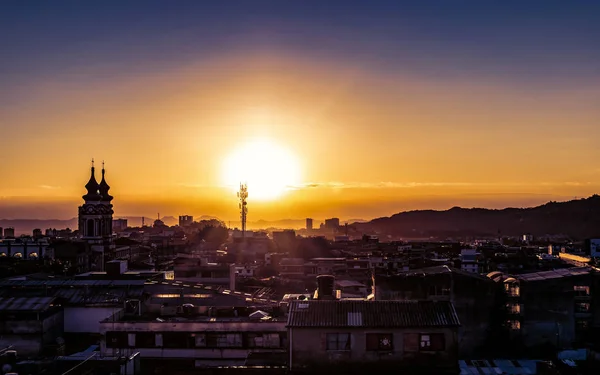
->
[1,51,599,221]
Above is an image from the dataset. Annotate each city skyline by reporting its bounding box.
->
[2,1,600,221]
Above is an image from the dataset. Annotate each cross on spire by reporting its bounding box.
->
[91,158,95,168]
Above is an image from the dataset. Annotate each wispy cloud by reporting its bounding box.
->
[38,185,61,190]
[287,181,597,190]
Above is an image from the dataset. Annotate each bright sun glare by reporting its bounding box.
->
[222,138,301,201]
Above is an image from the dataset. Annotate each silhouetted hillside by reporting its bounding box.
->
[356,195,600,239]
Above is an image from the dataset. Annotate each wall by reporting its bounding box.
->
[374,270,496,356]
[0,310,63,357]
[519,274,592,349]
[64,306,121,333]
[99,320,287,360]
[290,327,457,369]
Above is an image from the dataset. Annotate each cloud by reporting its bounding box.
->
[38,185,61,190]
[288,181,597,190]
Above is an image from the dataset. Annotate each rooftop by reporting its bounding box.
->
[385,265,490,280]
[0,296,56,312]
[515,267,592,282]
[287,300,460,328]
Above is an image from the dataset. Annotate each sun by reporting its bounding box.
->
[221,138,301,201]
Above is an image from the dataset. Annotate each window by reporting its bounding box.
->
[127,333,136,347]
[135,332,157,348]
[506,303,521,314]
[247,333,281,348]
[162,332,196,348]
[575,319,589,331]
[428,285,451,296]
[504,283,520,297]
[574,286,590,297]
[326,333,351,351]
[105,331,127,348]
[195,334,206,347]
[419,333,445,351]
[507,320,521,330]
[206,333,243,348]
[366,333,393,351]
[575,302,590,313]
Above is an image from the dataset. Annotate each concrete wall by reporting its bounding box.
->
[289,327,457,368]
[64,306,121,333]
[520,274,592,349]
[0,310,64,357]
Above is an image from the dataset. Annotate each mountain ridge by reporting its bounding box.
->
[355,194,600,239]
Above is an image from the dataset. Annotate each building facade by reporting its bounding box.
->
[287,300,460,373]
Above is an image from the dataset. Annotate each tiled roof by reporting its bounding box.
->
[287,300,460,328]
[0,297,55,312]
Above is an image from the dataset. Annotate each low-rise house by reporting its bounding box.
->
[287,300,460,372]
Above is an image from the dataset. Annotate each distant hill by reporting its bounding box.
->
[355,195,600,240]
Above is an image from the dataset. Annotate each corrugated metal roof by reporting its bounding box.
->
[516,267,591,282]
[0,283,144,305]
[0,297,55,312]
[0,279,145,287]
[287,300,460,328]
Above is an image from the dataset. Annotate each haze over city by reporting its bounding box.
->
[2,1,600,222]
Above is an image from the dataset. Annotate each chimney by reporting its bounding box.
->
[229,263,236,292]
[316,275,336,300]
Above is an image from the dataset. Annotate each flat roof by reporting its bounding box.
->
[0,296,55,312]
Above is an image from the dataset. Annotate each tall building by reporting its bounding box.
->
[324,218,340,229]
[306,218,313,231]
[3,227,15,238]
[179,215,194,227]
[78,160,114,270]
[0,227,3,238]
[32,228,42,238]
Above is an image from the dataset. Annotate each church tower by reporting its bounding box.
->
[78,160,114,269]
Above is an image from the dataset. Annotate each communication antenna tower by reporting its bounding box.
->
[237,183,248,238]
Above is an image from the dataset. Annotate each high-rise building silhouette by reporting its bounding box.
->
[306,218,313,231]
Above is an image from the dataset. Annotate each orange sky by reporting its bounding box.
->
[2,52,600,221]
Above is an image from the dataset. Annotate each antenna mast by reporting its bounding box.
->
[237,183,248,238]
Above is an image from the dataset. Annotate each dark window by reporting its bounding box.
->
[206,333,243,348]
[162,332,196,348]
[366,333,393,351]
[246,333,281,348]
[326,333,351,351]
[575,319,589,331]
[419,333,445,351]
[105,331,127,348]
[575,302,590,313]
[403,333,419,352]
[136,332,156,348]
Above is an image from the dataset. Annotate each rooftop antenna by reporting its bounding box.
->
[142,217,145,227]
[237,183,248,239]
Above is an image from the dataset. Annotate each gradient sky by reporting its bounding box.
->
[1,0,600,222]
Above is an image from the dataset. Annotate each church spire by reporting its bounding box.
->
[99,160,113,203]
[82,158,101,202]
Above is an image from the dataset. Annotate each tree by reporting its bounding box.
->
[192,220,229,244]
